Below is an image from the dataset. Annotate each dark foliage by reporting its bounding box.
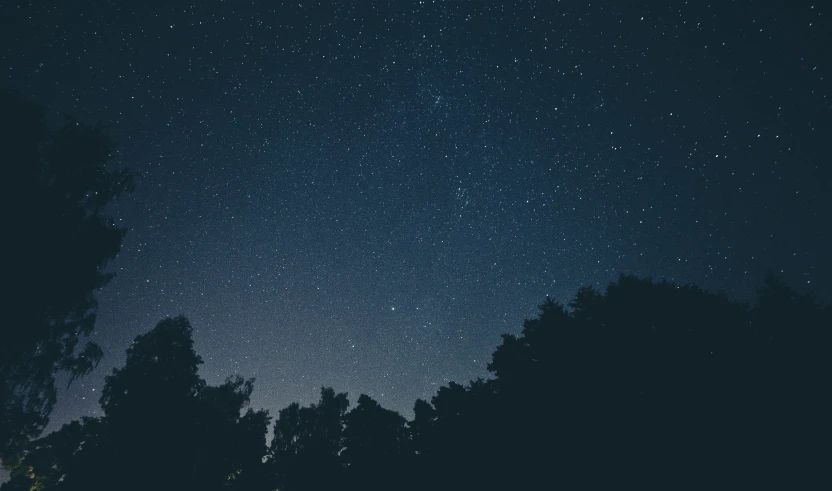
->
[3,274,828,490]
[407,274,830,489]
[267,387,349,491]
[0,90,134,459]
[2,317,270,491]
[341,394,408,490]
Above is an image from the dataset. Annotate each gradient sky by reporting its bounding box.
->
[2,0,829,427]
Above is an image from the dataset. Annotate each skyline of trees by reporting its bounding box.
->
[2,273,829,490]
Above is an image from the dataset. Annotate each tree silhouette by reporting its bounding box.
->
[406,274,829,489]
[0,90,134,459]
[341,394,408,491]
[0,417,102,491]
[2,316,270,491]
[267,387,349,491]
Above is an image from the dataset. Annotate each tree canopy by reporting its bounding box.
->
[0,90,134,459]
[2,317,271,491]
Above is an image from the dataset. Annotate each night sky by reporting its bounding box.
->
[2,1,829,427]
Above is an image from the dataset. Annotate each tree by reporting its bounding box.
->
[413,274,830,489]
[267,387,349,491]
[0,417,102,491]
[341,394,408,490]
[2,316,271,491]
[0,89,134,459]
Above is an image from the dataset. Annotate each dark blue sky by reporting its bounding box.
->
[2,0,829,426]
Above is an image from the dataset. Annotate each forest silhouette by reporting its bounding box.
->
[1,93,829,490]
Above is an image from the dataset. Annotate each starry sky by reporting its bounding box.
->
[2,0,830,426]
